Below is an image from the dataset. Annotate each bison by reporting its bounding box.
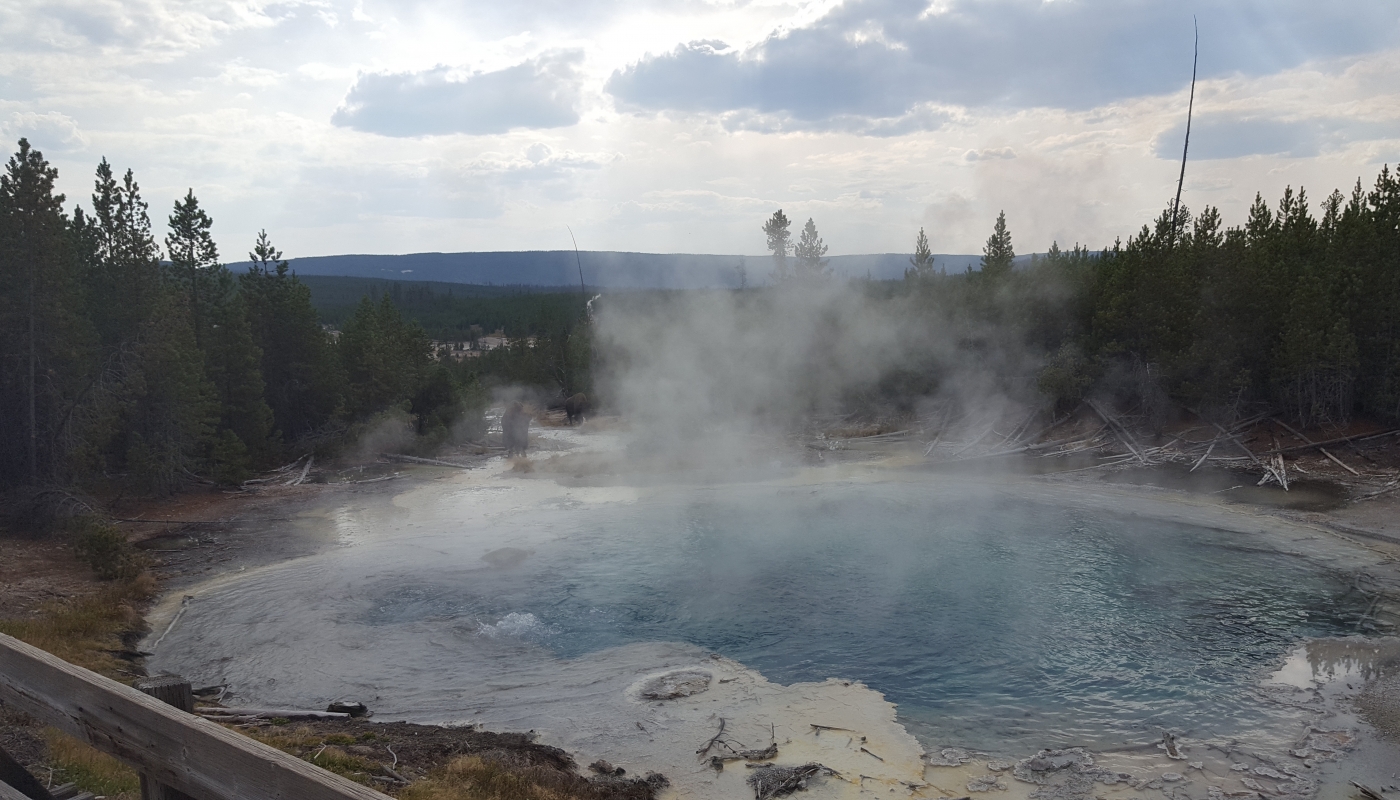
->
[563,392,589,426]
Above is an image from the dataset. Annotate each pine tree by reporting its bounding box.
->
[0,139,92,488]
[762,210,792,281]
[85,160,164,347]
[980,211,1015,283]
[339,294,430,418]
[1358,165,1400,418]
[240,230,343,441]
[202,271,275,478]
[163,192,275,479]
[165,189,219,348]
[792,217,830,280]
[72,160,213,493]
[906,227,936,282]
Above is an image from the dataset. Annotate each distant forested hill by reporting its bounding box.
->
[301,275,589,339]
[286,251,1029,288]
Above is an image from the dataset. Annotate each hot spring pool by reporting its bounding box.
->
[357,481,1372,751]
[147,466,1389,795]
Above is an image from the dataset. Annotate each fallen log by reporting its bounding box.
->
[1356,479,1400,501]
[286,455,314,486]
[273,454,311,474]
[1264,428,1400,457]
[950,424,997,457]
[1001,408,1040,446]
[382,453,473,469]
[1190,440,1215,472]
[1201,419,1267,473]
[198,708,350,721]
[1350,780,1385,800]
[1046,453,1137,475]
[1272,418,1362,476]
[1086,400,1147,464]
[932,432,1101,465]
[349,475,400,485]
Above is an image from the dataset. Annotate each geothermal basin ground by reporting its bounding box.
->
[144,425,1400,800]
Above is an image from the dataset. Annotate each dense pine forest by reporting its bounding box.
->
[2,136,1398,510]
[0,140,533,508]
[301,276,589,341]
[915,170,1400,430]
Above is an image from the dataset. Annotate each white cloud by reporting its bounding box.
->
[1,111,88,152]
[964,147,1016,161]
[0,0,1394,262]
[608,0,1400,126]
[331,51,585,136]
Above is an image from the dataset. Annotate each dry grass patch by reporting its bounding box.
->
[239,724,388,787]
[400,756,585,800]
[0,574,155,678]
[42,728,141,799]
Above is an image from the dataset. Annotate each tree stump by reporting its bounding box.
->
[134,676,194,714]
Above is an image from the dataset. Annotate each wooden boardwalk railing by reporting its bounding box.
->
[0,633,390,800]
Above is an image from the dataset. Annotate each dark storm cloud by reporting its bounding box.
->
[607,0,1399,129]
[332,51,583,136]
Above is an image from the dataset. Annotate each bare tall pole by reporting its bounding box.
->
[1171,17,1199,245]
[26,227,36,484]
[567,226,586,295]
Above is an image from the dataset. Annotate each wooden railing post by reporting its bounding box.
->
[134,677,197,800]
[0,633,389,800]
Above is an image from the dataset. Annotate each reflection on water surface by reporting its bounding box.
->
[329,480,1373,753]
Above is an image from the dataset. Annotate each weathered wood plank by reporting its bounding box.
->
[0,778,35,800]
[0,742,52,800]
[0,634,389,800]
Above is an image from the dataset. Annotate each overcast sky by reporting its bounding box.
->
[3,0,1398,260]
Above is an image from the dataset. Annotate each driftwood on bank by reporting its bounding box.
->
[286,455,315,485]
[835,400,1394,495]
[199,707,351,721]
[1263,428,1400,457]
[1086,400,1147,464]
[381,453,474,469]
[747,763,834,800]
[932,432,1102,465]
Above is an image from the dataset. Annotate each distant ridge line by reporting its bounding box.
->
[285,250,1038,289]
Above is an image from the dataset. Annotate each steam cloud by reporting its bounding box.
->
[594,279,1045,469]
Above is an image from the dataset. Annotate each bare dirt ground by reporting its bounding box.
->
[0,538,106,621]
[226,718,667,798]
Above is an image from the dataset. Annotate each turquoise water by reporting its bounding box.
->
[359,481,1371,754]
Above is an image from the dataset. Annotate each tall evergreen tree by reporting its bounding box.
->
[240,230,343,440]
[906,227,936,282]
[980,211,1015,283]
[0,139,91,488]
[165,190,219,348]
[163,192,275,479]
[85,160,166,348]
[339,294,430,418]
[793,217,830,280]
[74,160,213,493]
[762,210,792,281]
